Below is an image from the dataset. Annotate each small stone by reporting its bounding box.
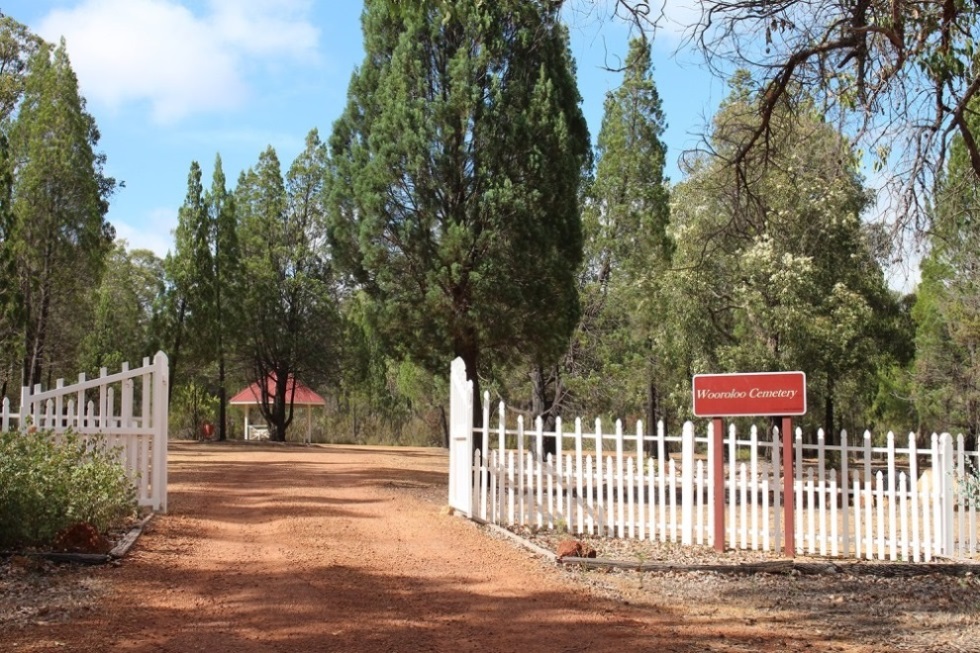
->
[556,538,583,559]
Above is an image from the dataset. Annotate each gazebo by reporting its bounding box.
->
[229,375,326,443]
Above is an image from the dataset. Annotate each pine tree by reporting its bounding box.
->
[327,0,590,440]
[206,155,242,441]
[8,40,115,388]
[560,36,672,429]
[236,133,341,441]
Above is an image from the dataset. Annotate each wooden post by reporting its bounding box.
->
[713,417,725,552]
[782,416,795,558]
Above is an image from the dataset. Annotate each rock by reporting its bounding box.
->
[556,539,596,559]
[556,539,583,559]
[52,522,112,555]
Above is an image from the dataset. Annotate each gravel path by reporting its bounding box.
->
[2,442,979,652]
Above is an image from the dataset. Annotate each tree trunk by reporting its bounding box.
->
[645,380,659,457]
[217,356,227,442]
[825,377,836,447]
[22,287,49,390]
[457,333,482,452]
[439,405,449,449]
[531,364,558,457]
[168,297,187,404]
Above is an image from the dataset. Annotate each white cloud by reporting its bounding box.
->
[35,0,320,124]
[113,208,177,258]
[655,0,703,44]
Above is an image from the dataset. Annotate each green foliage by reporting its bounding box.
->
[559,36,672,425]
[6,38,115,388]
[0,430,136,549]
[321,358,447,447]
[236,133,343,441]
[327,0,590,404]
[912,100,980,436]
[665,75,902,434]
[170,380,220,440]
[80,243,165,374]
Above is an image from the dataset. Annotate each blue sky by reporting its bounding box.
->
[3,0,726,258]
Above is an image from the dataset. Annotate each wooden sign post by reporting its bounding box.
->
[693,372,806,558]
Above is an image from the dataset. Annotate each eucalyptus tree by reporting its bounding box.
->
[236,133,341,442]
[668,74,898,438]
[327,0,590,439]
[596,1,980,235]
[912,108,980,438]
[8,40,115,388]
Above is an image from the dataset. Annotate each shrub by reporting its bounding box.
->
[0,429,137,550]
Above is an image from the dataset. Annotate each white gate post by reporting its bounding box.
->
[152,351,170,513]
[448,358,474,516]
[681,421,695,545]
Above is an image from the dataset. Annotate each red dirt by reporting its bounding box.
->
[0,442,924,652]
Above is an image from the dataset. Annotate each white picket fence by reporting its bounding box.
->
[1,352,170,512]
[447,358,979,562]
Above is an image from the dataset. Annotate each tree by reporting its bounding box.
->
[80,243,165,373]
[236,133,341,442]
[693,0,980,233]
[667,75,898,438]
[8,40,115,389]
[162,162,209,407]
[585,1,980,235]
[205,156,242,441]
[912,104,980,439]
[0,17,42,392]
[557,36,672,434]
[327,0,590,441]
[0,14,43,118]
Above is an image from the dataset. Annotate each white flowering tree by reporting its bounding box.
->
[666,72,903,439]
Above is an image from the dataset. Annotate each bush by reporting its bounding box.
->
[0,429,137,550]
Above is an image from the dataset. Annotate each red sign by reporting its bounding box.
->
[693,372,806,417]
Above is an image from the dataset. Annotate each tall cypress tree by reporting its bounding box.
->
[327,0,590,437]
[9,40,114,387]
[237,134,341,442]
[164,157,242,439]
[163,161,208,403]
[206,155,242,441]
[557,36,672,427]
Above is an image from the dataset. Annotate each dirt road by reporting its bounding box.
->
[2,442,975,652]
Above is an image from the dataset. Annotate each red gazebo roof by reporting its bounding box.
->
[229,375,326,406]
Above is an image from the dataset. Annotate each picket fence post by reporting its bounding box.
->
[941,432,955,556]
[448,357,474,516]
[680,421,694,545]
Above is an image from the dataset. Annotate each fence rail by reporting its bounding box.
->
[447,358,979,562]
[2,352,170,512]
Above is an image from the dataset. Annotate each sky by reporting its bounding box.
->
[1,0,729,259]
